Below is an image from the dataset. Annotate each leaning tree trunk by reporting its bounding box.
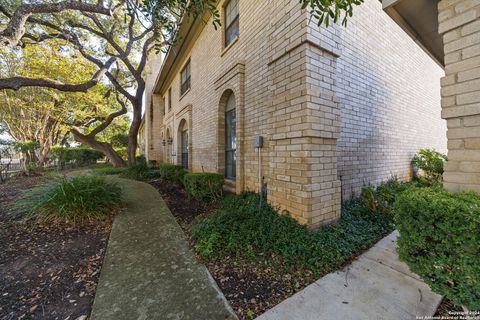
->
[127,101,142,165]
[71,130,125,167]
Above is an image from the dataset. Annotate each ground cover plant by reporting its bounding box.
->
[395,187,480,310]
[12,175,122,223]
[149,175,405,319]
[0,175,115,319]
[190,192,393,277]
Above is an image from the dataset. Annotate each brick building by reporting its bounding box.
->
[142,0,449,228]
[383,0,480,194]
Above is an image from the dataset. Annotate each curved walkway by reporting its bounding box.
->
[90,178,237,320]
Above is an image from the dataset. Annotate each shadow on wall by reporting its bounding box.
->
[333,0,447,199]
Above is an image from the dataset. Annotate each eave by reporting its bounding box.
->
[382,0,444,67]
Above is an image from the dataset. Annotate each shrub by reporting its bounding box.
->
[148,160,158,169]
[119,158,149,180]
[412,148,447,185]
[190,192,393,276]
[14,175,122,222]
[158,163,186,185]
[50,146,104,167]
[394,187,480,310]
[360,177,412,218]
[92,165,128,175]
[184,173,224,201]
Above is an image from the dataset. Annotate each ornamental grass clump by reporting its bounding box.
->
[13,175,122,223]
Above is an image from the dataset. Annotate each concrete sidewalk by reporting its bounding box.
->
[256,231,442,320]
[90,178,237,320]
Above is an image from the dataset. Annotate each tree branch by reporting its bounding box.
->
[0,1,111,48]
[0,57,116,91]
[88,92,127,137]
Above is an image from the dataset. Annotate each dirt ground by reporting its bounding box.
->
[0,175,114,320]
[149,178,316,319]
[149,177,465,320]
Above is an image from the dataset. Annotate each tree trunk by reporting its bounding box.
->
[37,142,50,167]
[127,101,142,165]
[71,130,125,167]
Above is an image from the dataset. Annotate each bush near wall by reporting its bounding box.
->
[412,148,447,186]
[184,173,224,201]
[359,177,412,217]
[394,187,480,310]
[159,164,186,185]
[119,156,150,180]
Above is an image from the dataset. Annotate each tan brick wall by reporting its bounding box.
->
[438,0,480,192]
[307,0,447,199]
[143,52,164,162]
[145,0,448,226]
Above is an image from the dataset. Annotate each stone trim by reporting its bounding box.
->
[267,39,340,67]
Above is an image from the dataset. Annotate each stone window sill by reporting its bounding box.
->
[221,36,239,57]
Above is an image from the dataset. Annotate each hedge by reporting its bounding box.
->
[394,187,480,310]
[159,163,186,185]
[50,146,103,167]
[184,172,224,201]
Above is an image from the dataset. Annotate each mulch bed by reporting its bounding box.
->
[148,178,213,225]
[434,297,464,318]
[149,178,467,319]
[149,178,316,319]
[0,175,115,320]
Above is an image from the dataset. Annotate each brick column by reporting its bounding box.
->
[438,0,480,192]
[266,41,342,228]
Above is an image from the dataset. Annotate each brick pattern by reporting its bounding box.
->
[142,0,448,227]
[439,0,480,192]
[143,53,165,161]
[308,0,447,198]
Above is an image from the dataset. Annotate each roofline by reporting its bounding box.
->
[381,0,444,68]
[153,4,218,95]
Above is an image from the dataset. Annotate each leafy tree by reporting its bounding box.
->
[0,40,129,166]
[300,0,364,26]
[0,0,219,165]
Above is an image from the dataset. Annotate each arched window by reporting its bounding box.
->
[225,94,236,179]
